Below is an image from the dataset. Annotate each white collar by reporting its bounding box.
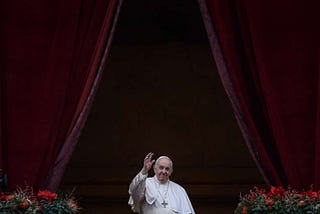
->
[153,175,170,185]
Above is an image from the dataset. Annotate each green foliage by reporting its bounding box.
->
[235,186,320,214]
[0,187,80,214]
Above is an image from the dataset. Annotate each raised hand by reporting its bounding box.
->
[142,152,155,174]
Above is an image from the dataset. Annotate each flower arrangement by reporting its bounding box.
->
[234,186,320,214]
[0,187,80,213]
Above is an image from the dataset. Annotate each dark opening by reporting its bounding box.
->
[61,0,264,213]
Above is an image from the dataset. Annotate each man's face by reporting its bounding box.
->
[153,158,172,183]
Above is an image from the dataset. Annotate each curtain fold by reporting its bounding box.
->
[0,0,121,191]
[0,72,4,179]
[0,1,5,184]
[45,0,124,192]
[199,0,320,189]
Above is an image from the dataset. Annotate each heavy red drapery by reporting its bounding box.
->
[0,0,120,191]
[199,0,320,189]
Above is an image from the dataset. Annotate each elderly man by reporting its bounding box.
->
[128,152,195,214]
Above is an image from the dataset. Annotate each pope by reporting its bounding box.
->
[128,152,195,214]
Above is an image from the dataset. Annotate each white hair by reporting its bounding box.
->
[155,156,173,171]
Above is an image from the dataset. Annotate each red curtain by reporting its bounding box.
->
[199,0,320,189]
[0,0,120,191]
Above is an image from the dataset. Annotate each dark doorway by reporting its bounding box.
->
[61,0,264,213]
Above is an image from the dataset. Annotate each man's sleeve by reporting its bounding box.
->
[128,171,148,212]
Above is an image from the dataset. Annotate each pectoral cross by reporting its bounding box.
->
[161,200,168,208]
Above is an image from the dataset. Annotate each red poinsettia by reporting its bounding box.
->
[37,190,58,203]
[264,197,274,206]
[0,194,15,201]
[267,186,285,199]
[0,188,80,213]
[235,186,320,213]
[18,199,30,209]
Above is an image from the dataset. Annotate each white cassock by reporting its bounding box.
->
[128,171,195,214]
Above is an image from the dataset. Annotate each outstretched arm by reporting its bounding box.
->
[129,152,155,193]
[128,152,155,211]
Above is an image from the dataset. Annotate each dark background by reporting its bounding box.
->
[61,0,264,213]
